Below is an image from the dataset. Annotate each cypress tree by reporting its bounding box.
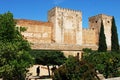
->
[111,17,119,51]
[98,20,107,52]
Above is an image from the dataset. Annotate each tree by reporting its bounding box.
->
[111,17,119,51]
[0,12,16,41]
[31,50,66,77]
[53,56,98,80]
[0,12,33,80]
[98,20,107,52]
[83,51,120,78]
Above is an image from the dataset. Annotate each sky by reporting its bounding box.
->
[0,0,120,44]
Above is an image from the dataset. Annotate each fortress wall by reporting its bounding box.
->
[15,7,113,52]
[31,43,98,58]
[89,15,101,46]
[82,28,98,45]
[102,15,112,47]
[48,7,82,45]
[89,14,112,47]
[16,19,53,43]
[32,43,98,51]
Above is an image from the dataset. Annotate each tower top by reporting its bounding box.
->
[89,14,113,20]
[49,6,82,14]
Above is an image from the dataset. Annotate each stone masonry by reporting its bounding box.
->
[48,7,82,45]
[89,14,113,49]
[16,7,113,56]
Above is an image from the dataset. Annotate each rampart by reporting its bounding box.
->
[82,28,98,45]
[89,14,113,47]
[16,19,53,43]
[15,7,113,52]
[32,43,98,51]
[48,6,82,45]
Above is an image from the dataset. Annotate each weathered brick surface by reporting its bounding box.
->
[31,43,98,50]
[16,19,53,43]
[48,7,82,45]
[89,14,112,47]
[16,7,112,51]
[82,28,97,45]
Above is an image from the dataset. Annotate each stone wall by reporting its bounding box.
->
[48,7,82,45]
[15,7,113,51]
[31,43,98,50]
[89,14,113,47]
[104,77,120,80]
[82,28,98,45]
[16,19,53,43]
[31,43,97,58]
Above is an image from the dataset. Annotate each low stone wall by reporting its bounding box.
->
[28,65,52,77]
[104,77,120,80]
[31,43,98,51]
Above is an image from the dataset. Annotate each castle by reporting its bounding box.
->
[16,7,113,57]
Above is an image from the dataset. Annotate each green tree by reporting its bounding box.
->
[53,56,98,80]
[98,20,107,52]
[83,51,120,78]
[0,12,33,80]
[111,17,119,51]
[0,12,16,41]
[31,50,66,77]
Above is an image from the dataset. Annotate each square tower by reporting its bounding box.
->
[89,14,113,48]
[48,7,82,45]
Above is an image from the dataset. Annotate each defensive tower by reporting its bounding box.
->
[48,7,82,45]
[89,14,113,48]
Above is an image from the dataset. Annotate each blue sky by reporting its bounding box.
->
[0,0,120,44]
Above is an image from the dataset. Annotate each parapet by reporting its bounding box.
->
[89,14,113,20]
[16,19,53,27]
[49,6,82,15]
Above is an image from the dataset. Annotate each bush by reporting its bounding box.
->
[53,56,98,80]
[84,51,120,78]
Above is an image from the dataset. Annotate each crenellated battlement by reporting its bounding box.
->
[16,6,113,50]
[56,6,81,13]
[49,6,82,15]
[48,6,82,45]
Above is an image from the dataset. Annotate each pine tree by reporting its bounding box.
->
[111,17,119,51]
[98,20,107,52]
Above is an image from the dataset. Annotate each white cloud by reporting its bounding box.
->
[53,0,65,5]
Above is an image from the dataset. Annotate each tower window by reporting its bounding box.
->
[95,21,97,23]
[108,21,110,23]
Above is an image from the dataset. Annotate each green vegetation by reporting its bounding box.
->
[53,48,120,79]
[111,17,119,52]
[98,20,107,52]
[31,50,66,77]
[53,56,98,80]
[0,12,119,80]
[83,49,120,78]
[0,12,33,80]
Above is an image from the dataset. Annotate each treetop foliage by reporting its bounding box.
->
[0,12,33,80]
